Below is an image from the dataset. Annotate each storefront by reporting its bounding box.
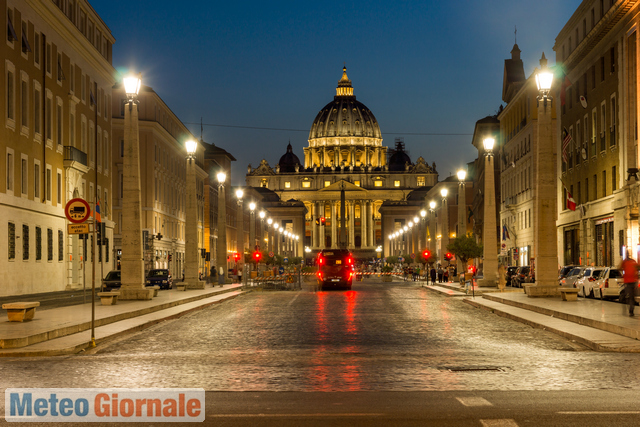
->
[595,217,614,267]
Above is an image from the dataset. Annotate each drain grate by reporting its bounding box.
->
[441,366,506,372]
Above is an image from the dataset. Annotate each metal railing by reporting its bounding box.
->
[63,145,87,166]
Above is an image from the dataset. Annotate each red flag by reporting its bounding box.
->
[95,199,101,223]
[566,191,576,211]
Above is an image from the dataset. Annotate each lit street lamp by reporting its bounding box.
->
[236,189,244,275]
[267,218,273,253]
[420,210,426,252]
[216,171,227,287]
[440,188,449,265]
[480,136,498,287]
[457,168,467,274]
[533,53,557,291]
[249,202,256,253]
[119,73,153,300]
[428,201,436,256]
[184,139,204,289]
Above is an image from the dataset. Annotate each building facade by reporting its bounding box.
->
[245,67,440,259]
[1,0,115,296]
[555,0,639,268]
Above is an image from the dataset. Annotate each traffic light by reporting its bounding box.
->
[253,251,262,262]
[233,252,241,262]
[315,218,320,225]
[422,249,431,259]
[96,222,102,245]
[320,217,326,226]
[168,254,172,261]
[444,252,453,261]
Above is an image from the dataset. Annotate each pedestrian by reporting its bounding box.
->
[437,266,444,283]
[403,266,408,281]
[232,266,238,283]
[444,269,449,283]
[218,266,225,287]
[618,251,638,317]
[430,267,436,284]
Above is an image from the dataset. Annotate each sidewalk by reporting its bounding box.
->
[0,284,244,357]
[423,281,640,352]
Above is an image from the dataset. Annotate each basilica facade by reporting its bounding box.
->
[246,67,439,259]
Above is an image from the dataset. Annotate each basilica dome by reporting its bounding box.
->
[308,67,382,144]
[277,143,301,172]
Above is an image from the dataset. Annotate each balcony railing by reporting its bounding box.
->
[63,146,87,166]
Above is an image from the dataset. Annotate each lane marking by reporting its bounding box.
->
[456,397,493,407]
[208,413,386,417]
[480,420,519,427]
[287,293,301,306]
[558,411,640,415]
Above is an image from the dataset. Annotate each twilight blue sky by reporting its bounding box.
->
[92,0,581,186]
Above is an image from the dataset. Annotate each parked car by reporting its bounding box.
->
[146,269,173,290]
[594,268,624,301]
[558,265,576,282]
[525,268,535,284]
[575,267,605,298]
[102,270,122,291]
[513,266,531,288]
[505,266,518,286]
[559,266,587,288]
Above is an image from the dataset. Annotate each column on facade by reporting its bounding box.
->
[303,148,310,168]
[322,146,327,167]
[331,201,337,248]
[349,201,355,247]
[319,201,326,249]
[361,200,367,248]
[313,202,319,248]
[369,201,375,248]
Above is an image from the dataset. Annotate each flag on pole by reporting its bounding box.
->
[566,192,576,211]
[95,199,101,223]
[562,127,572,163]
[502,225,510,241]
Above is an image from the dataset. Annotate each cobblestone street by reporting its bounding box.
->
[2,281,640,392]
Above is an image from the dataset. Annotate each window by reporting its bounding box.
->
[585,178,589,202]
[56,101,62,147]
[7,67,15,121]
[57,53,62,82]
[260,179,268,188]
[302,181,310,188]
[22,224,29,260]
[8,222,15,260]
[6,151,13,192]
[417,176,425,186]
[34,86,41,135]
[612,166,617,191]
[594,174,598,199]
[58,229,63,261]
[21,157,27,195]
[324,181,330,187]
[354,180,360,187]
[611,95,616,146]
[46,93,52,141]
[7,9,17,43]
[69,63,74,93]
[57,172,61,204]
[35,226,41,261]
[601,103,606,151]
[47,228,52,261]
[394,180,400,187]
[46,167,51,202]
[34,33,40,66]
[20,78,27,128]
[603,170,607,197]
[284,181,291,188]
[46,43,51,75]
[34,163,39,199]
[374,180,382,187]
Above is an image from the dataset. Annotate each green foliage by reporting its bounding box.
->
[289,256,303,266]
[381,265,394,273]
[447,235,483,264]
[418,250,435,265]
[386,255,399,265]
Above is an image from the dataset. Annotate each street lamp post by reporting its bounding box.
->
[236,189,244,276]
[249,202,256,253]
[533,53,557,293]
[216,172,227,287]
[428,201,436,256]
[413,216,420,256]
[184,139,204,289]
[440,188,449,266]
[258,210,265,252]
[457,168,467,275]
[420,210,426,253]
[267,218,273,253]
[480,137,498,287]
[119,73,153,300]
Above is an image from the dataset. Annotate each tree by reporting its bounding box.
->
[386,255,399,265]
[447,235,483,265]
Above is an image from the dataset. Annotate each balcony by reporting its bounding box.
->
[63,145,89,174]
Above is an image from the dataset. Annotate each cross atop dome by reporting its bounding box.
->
[336,66,354,97]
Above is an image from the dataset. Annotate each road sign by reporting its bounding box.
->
[269,251,274,258]
[399,256,404,263]
[411,253,415,259]
[68,223,90,234]
[284,257,289,264]
[65,198,91,223]
[278,266,285,275]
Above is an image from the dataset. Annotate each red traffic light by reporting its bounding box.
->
[422,249,431,259]
[320,217,326,225]
[233,252,241,261]
[444,252,453,261]
[253,251,262,262]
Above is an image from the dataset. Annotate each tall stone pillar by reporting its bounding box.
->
[120,99,153,300]
[361,200,367,248]
[313,202,320,249]
[185,154,204,289]
[441,198,449,264]
[480,154,498,287]
[349,201,355,248]
[369,202,375,248]
[331,201,337,248]
[457,181,467,274]
[532,68,558,292]
[319,202,326,249]
[216,181,228,285]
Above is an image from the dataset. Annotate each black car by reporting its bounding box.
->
[505,266,518,286]
[513,266,531,288]
[102,270,122,291]
[558,265,575,282]
[146,269,173,290]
